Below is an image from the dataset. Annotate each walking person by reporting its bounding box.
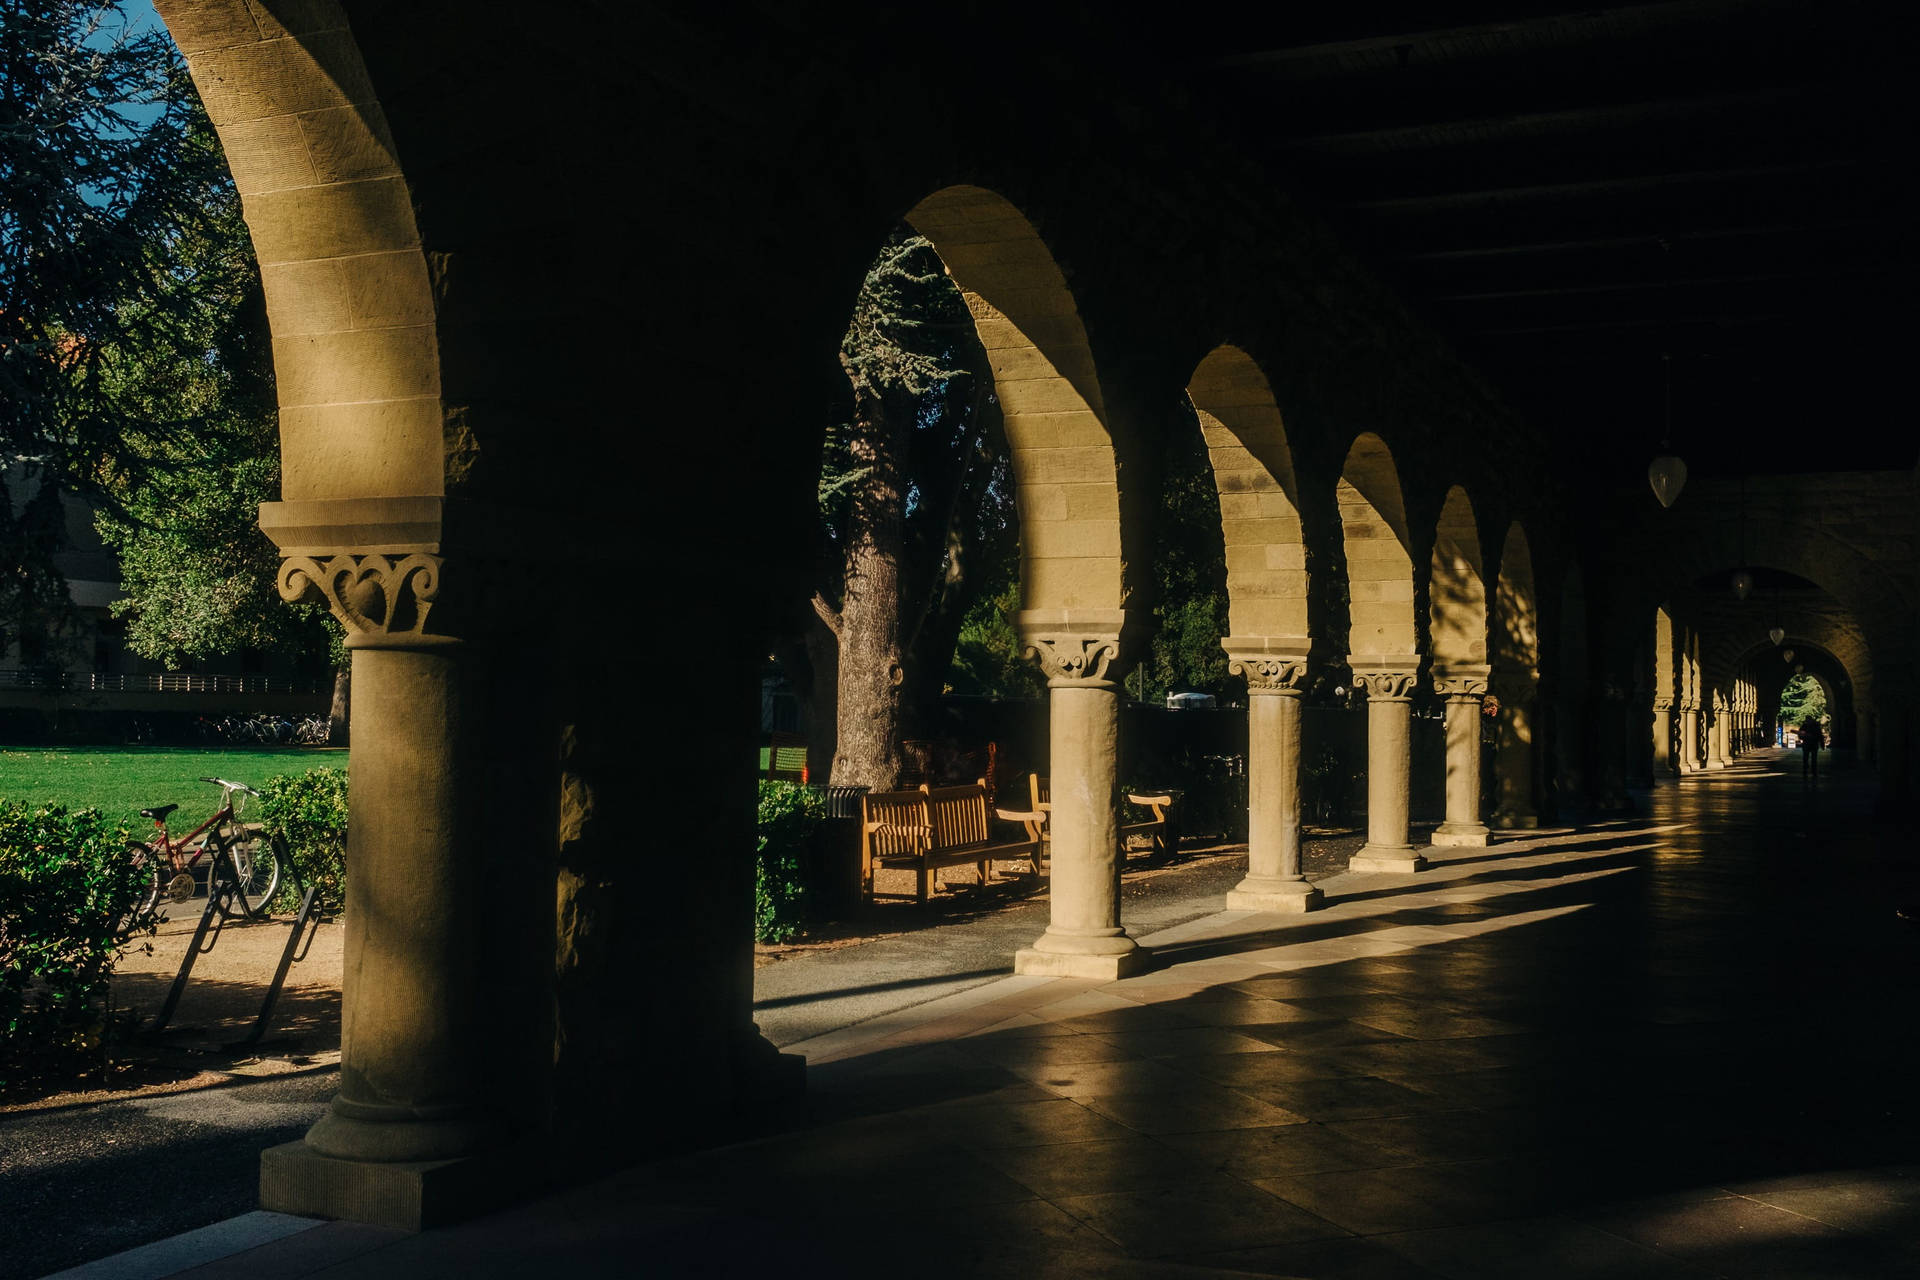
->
[1798,717,1824,779]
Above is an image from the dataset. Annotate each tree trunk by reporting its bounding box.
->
[829,375,908,791]
[327,663,351,746]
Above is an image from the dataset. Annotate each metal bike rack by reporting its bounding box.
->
[147,832,328,1046]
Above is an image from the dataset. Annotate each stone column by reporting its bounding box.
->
[1013,621,1146,979]
[1680,703,1703,772]
[1349,664,1425,873]
[1223,647,1322,911]
[1432,666,1491,846]
[1491,670,1540,828]
[252,517,554,1229]
[1652,699,1677,777]
[1596,678,1630,810]
[1707,695,1732,768]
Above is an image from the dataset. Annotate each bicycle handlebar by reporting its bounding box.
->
[198,776,260,797]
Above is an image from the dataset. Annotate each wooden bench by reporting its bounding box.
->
[763,732,808,783]
[861,781,1045,903]
[1029,774,1179,861]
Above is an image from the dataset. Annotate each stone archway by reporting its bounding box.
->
[1429,486,1491,846]
[1336,434,1423,873]
[1187,345,1319,911]
[1491,522,1539,827]
[904,186,1143,979]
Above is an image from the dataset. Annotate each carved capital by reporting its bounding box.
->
[279,553,451,648]
[1023,634,1122,687]
[1226,653,1309,694]
[1653,697,1674,712]
[1432,664,1491,699]
[1353,669,1419,701]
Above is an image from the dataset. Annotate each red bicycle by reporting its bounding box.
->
[129,777,282,920]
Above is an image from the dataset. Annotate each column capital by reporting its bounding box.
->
[1222,637,1310,695]
[1352,661,1419,702]
[1653,696,1674,711]
[1432,663,1491,698]
[278,553,452,649]
[1018,611,1129,688]
[1491,667,1539,703]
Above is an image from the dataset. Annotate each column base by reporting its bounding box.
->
[1430,823,1491,847]
[260,1139,540,1231]
[1014,945,1150,980]
[1706,759,1730,770]
[1348,846,1427,874]
[1226,878,1323,912]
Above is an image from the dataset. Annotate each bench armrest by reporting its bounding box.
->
[1125,793,1174,807]
[994,808,1046,824]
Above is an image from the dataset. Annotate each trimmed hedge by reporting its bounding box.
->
[256,766,348,912]
[756,781,827,944]
[0,803,155,1091]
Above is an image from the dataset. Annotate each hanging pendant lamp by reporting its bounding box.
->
[1731,569,1754,601]
[1783,648,1796,663]
[1649,454,1688,508]
[1768,626,1786,646]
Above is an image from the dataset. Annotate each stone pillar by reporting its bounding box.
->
[1349,664,1425,873]
[252,513,558,1229]
[1596,678,1630,810]
[1680,704,1703,772]
[1707,696,1731,769]
[1491,670,1539,828]
[1014,620,1146,979]
[1652,700,1677,777]
[1223,647,1322,911]
[1432,666,1491,846]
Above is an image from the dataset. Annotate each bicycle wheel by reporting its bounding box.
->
[124,842,165,927]
[214,829,282,918]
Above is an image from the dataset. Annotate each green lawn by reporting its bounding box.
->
[0,745,346,831]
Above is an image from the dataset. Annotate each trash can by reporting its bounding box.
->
[811,784,869,917]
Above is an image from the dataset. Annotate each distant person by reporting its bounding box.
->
[1798,718,1824,778]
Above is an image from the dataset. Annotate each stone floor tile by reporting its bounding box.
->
[1052,1174,1349,1256]
[1077,1083,1310,1135]
[1181,997,1337,1027]
[923,1096,1138,1148]
[1238,1019,1414,1052]
[1324,1108,1543,1163]
[1178,1235,1451,1278]
[1096,1025,1284,1059]
[1014,1057,1199,1097]
[1161,1049,1367,1088]
[1252,1158,1557,1234]
[1251,1075,1452,1122]
[972,1136,1209,1198]
[957,1032,1132,1070]
[1154,1122,1407,1179]
[1371,1216,1725,1279]
[1578,1192,1917,1278]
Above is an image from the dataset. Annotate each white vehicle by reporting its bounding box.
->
[1166,691,1217,711]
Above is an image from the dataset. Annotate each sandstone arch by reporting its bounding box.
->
[1429,485,1488,672]
[906,187,1124,621]
[1336,433,1416,662]
[1490,522,1540,825]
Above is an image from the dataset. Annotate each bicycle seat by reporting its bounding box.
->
[140,803,179,822]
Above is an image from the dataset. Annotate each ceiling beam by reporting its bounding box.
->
[1344,158,1866,214]
[1394,220,1893,262]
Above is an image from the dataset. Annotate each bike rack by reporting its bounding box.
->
[146,832,328,1046]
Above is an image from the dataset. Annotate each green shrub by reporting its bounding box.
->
[756,781,826,944]
[256,767,348,912]
[0,803,155,1091]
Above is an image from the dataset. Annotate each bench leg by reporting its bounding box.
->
[917,867,931,904]
[978,858,991,886]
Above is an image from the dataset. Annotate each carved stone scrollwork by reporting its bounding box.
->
[1652,697,1674,711]
[1226,653,1309,694]
[1023,634,1122,687]
[1432,666,1491,699]
[279,553,447,645]
[1353,670,1419,701]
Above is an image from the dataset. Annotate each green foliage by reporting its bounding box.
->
[88,108,340,672]
[755,781,826,944]
[1777,672,1827,728]
[256,767,348,912]
[1137,402,1231,704]
[2,1,237,649]
[0,802,154,1091]
[948,580,1045,698]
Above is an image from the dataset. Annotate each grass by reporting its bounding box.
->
[0,745,346,831]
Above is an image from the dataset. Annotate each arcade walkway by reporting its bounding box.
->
[73,751,1920,1279]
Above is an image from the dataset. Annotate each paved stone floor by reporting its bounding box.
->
[73,750,1920,1278]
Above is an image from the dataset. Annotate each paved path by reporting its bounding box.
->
[42,750,1920,1278]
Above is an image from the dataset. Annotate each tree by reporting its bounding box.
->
[1777,672,1826,728]
[89,110,344,729]
[0,0,242,653]
[805,229,1016,788]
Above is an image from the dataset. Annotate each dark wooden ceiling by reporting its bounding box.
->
[1173,0,1918,490]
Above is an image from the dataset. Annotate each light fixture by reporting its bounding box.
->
[1649,454,1688,508]
[1783,648,1796,663]
[1768,626,1786,646]
[1795,663,1805,674]
[1731,569,1754,601]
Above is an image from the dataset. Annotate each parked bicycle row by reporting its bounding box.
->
[194,713,331,746]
